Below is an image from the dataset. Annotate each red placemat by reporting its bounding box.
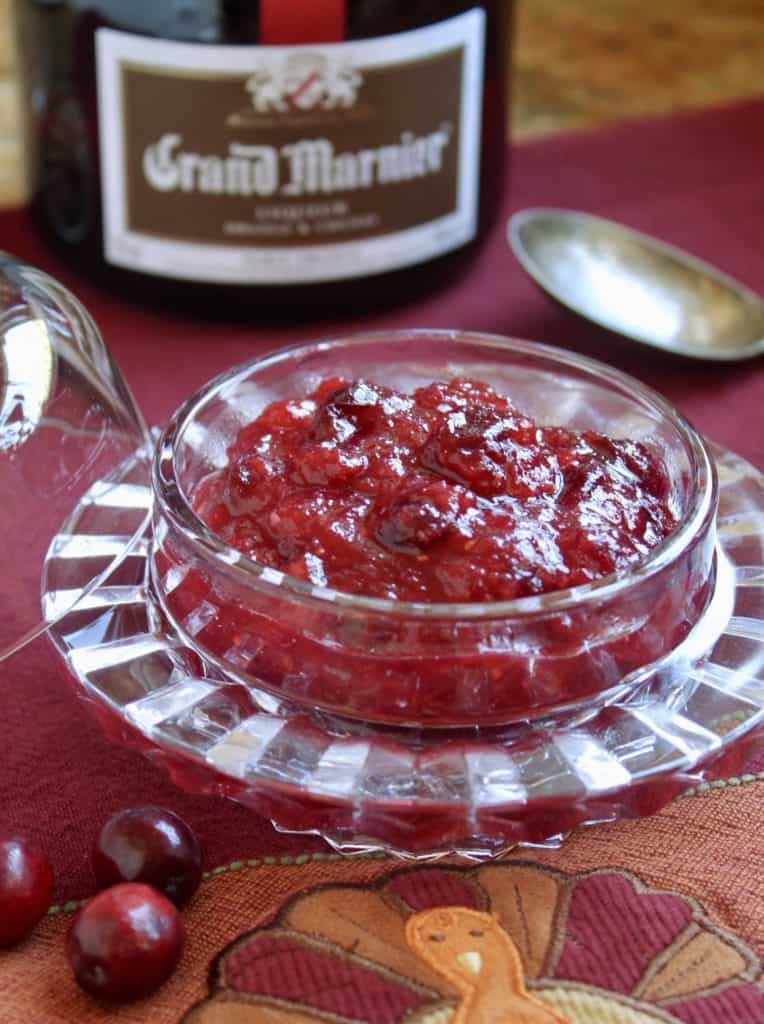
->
[0,101,763,1024]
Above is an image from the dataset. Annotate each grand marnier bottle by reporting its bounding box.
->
[25,1,510,315]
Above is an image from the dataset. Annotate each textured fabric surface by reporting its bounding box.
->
[0,98,763,1020]
[0,782,762,1023]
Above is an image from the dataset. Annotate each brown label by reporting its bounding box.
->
[122,50,462,248]
[97,13,484,283]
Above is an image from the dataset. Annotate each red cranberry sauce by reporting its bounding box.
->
[193,378,678,602]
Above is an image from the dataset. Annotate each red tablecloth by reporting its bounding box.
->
[0,98,763,1024]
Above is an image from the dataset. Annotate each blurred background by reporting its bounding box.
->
[1,0,764,207]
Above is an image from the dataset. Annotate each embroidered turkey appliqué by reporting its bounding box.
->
[407,907,567,1024]
[182,863,764,1024]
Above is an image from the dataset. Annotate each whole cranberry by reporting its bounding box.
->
[0,837,54,947]
[92,806,202,906]
[67,883,183,1000]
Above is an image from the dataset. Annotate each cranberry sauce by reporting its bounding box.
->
[193,378,678,603]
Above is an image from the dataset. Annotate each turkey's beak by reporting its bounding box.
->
[456,951,483,976]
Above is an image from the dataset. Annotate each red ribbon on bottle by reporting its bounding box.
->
[259,0,346,44]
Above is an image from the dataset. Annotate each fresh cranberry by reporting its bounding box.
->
[67,883,183,1001]
[92,807,202,906]
[0,837,54,947]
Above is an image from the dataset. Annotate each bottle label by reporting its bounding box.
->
[95,10,485,284]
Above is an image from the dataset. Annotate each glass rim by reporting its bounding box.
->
[0,253,154,661]
[152,329,717,621]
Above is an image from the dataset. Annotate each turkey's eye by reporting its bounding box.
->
[468,929,484,937]
[428,934,446,942]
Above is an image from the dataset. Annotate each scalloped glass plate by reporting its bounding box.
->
[42,441,764,860]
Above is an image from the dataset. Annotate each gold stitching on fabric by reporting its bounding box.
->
[43,773,764,918]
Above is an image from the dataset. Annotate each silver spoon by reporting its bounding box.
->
[508,208,764,361]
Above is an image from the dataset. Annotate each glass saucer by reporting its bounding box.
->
[43,441,764,860]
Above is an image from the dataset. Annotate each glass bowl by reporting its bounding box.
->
[149,331,717,728]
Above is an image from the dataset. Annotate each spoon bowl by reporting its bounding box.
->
[508,208,764,361]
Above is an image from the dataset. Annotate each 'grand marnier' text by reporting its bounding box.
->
[142,129,452,197]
